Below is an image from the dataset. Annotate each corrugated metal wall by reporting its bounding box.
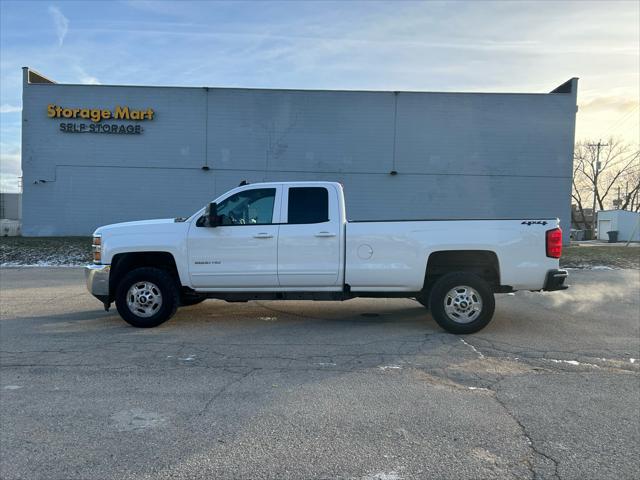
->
[21,70,577,241]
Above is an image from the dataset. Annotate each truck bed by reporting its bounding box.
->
[345,219,559,292]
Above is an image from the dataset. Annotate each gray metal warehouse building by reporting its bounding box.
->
[21,67,577,242]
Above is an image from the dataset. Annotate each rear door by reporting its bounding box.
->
[277,185,341,287]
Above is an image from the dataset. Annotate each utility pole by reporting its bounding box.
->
[587,140,608,237]
[625,181,629,211]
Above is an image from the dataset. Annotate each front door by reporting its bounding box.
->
[277,185,341,287]
[188,186,281,288]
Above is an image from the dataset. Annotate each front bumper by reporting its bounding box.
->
[543,269,569,291]
[85,264,110,297]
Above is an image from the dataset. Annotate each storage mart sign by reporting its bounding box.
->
[48,104,154,122]
[47,104,154,135]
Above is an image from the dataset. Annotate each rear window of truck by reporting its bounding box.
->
[288,187,329,224]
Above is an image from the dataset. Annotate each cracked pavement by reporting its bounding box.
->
[0,267,638,480]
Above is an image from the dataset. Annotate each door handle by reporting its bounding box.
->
[315,231,336,237]
[253,233,273,239]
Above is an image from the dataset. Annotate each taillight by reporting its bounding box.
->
[546,228,562,258]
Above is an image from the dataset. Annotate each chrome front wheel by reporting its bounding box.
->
[126,281,163,318]
[115,267,178,328]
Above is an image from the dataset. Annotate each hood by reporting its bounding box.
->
[94,218,181,236]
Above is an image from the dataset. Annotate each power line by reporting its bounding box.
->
[600,103,640,140]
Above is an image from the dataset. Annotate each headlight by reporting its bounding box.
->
[92,235,102,263]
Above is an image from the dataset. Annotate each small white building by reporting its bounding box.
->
[597,210,640,242]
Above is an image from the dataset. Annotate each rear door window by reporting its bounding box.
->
[287,187,329,224]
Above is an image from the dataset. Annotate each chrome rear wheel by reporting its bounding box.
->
[429,272,495,334]
[443,285,483,324]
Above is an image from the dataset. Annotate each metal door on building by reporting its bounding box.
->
[597,220,612,240]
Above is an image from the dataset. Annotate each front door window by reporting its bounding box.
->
[216,188,276,225]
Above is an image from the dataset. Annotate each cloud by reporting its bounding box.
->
[80,74,101,85]
[0,174,21,193]
[0,144,22,193]
[579,96,640,113]
[48,5,69,46]
[0,145,21,171]
[122,0,194,16]
[0,104,21,114]
[74,66,101,85]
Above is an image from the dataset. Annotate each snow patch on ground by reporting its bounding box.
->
[547,359,600,368]
[0,237,91,267]
[1,263,85,268]
[378,365,402,371]
[467,386,492,392]
[565,265,616,270]
[110,409,167,432]
[460,338,485,358]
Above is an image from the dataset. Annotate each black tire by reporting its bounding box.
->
[115,267,179,328]
[414,294,429,310]
[180,295,207,307]
[429,272,495,334]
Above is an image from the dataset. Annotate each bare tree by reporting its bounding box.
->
[572,138,640,232]
[619,170,640,212]
[571,153,591,230]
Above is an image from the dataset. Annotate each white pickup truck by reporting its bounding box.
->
[85,181,567,334]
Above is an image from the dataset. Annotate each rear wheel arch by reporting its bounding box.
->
[422,250,501,297]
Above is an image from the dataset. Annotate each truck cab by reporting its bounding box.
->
[188,182,344,289]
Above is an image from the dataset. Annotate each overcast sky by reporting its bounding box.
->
[1,0,638,193]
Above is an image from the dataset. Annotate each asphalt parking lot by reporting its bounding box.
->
[1,267,639,480]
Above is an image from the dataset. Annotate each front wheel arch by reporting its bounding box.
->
[109,251,181,299]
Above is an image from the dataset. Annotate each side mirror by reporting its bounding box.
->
[204,202,218,227]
